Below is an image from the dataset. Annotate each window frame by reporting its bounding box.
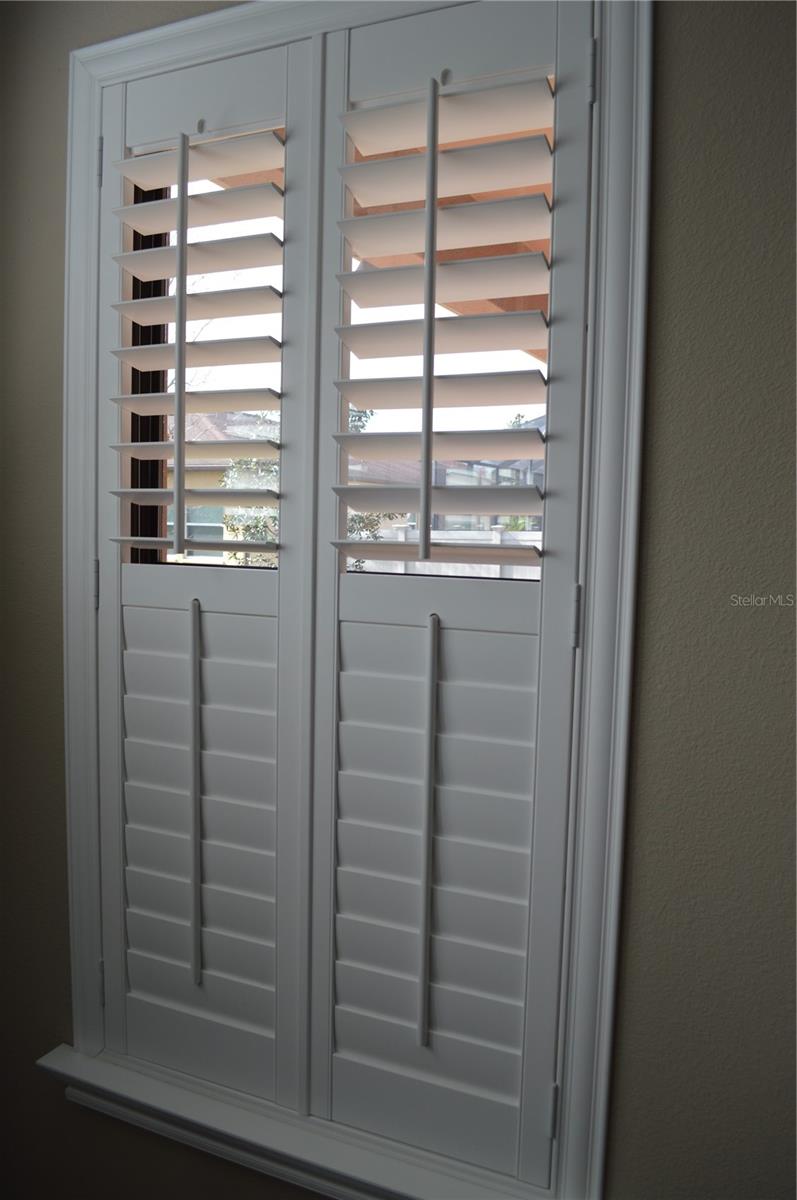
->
[47,4,652,1199]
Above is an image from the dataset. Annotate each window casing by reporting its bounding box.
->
[45,5,652,1200]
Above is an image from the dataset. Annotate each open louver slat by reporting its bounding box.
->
[114,285,282,325]
[113,129,284,190]
[339,253,549,309]
[113,335,282,370]
[111,389,280,415]
[114,182,283,236]
[341,79,554,157]
[334,71,552,578]
[337,371,546,410]
[341,135,551,208]
[112,439,280,462]
[111,126,285,564]
[334,427,545,462]
[339,195,550,260]
[338,311,548,359]
[334,485,543,517]
[114,488,279,507]
[114,233,282,282]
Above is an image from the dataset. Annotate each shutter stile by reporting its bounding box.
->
[111,128,286,565]
[333,76,554,576]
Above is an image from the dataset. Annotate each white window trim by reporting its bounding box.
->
[44,3,652,1198]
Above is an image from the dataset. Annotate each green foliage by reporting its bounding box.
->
[221,424,280,565]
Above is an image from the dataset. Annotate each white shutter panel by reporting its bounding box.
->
[313,1,593,1186]
[95,41,313,1105]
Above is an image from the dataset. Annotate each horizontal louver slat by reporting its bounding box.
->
[341,135,551,207]
[112,335,281,370]
[123,696,277,761]
[338,252,549,309]
[111,389,280,415]
[341,79,554,156]
[336,427,544,462]
[124,783,275,850]
[114,232,282,282]
[114,285,282,325]
[337,311,547,359]
[334,484,543,517]
[337,371,544,411]
[339,195,550,259]
[334,540,540,565]
[125,868,276,941]
[113,129,284,189]
[126,910,274,988]
[112,439,280,462]
[127,949,275,1030]
[334,960,524,1050]
[115,182,283,236]
[114,487,279,506]
[333,1006,520,1099]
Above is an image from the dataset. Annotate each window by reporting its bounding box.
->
[45,4,652,1199]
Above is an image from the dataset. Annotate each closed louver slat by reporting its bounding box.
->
[341,79,553,157]
[113,129,284,189]
[340,135,552,208]
[339,194,550,260]
[334,485,543,517]
[114,488,279,507]
[114,182,283,236]
[337,312,548,359]
[339,253,549,309]
[113,335,282,370]
[337,372,545,411]
[111,388,280,415]
[335,428,544,462]
[114,232,283,282]
[114,285,282,325]
[112,439,280,462]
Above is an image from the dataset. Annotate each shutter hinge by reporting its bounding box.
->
[548,1082,561,1140]
[98,959,106,1007]
[587,38,597,105]
[93,558,100,610]
[97,135,104,187]
[571,582,582,648]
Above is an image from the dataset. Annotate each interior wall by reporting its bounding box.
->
[0,3,792,1199]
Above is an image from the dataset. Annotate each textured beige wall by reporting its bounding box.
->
[0,3,792,1199]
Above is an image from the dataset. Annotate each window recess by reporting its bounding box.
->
[333,76,553,579]
[111,128,286,566]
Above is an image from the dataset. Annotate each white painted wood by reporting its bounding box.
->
[334,539,540,566]
[334,483,543,516]
[337,310,547,359]
[338,253,549,309]
[341,136,552,208]
[338,371,546,411]
[348,4,555,105]
[126,45,286,149]
[114,233,282,282]
[339,195,550,259]
[273,35,320,1112]
[113,438,280,462]
[173,132,189,555]
[114,129,284,187]
[114,286,282,325]
[336,425,544,462]
[111,388,281,416]
[115,182,283,236]
[59,4,651,1197]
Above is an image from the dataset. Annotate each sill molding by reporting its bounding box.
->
[40,1045,552,1200]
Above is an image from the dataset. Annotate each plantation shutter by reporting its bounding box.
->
[313,1,593,1186]
[95,42,315,1105]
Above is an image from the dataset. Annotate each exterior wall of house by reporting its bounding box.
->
[0,3,793,1198]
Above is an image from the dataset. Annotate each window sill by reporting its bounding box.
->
[39,1044,551,1200]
